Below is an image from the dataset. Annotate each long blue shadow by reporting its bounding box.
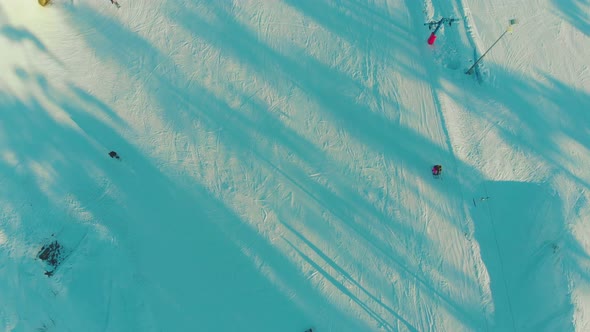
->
[471,181,573,331]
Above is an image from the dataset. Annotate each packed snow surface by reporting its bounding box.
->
[1,0,589,331]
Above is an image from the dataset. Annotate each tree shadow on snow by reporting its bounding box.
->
[450,65,590,190]
[2,65,364,332]
[471,181,574,331]
[433,22,590,328]
[163,2,489,330]
[551,0,590,37]
[34,3,392,332]
[281,0,434,87]
[0,24,63,66]
[0,72,135,331]
[180,1,494,330]
[0,25,47,52]
[59,1,503,331]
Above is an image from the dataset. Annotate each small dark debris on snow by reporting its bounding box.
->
[36,318,56,332]
[108,151,120,159]
[37,240,63,277]
[38,241,61,266]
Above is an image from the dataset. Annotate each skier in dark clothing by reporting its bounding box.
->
[432,164,442,175]
[109,151,120,159]
[432,165,438,175]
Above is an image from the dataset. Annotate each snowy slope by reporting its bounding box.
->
[0,0,588,331]
[421,0,590,330]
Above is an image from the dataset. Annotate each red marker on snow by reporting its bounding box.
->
[427,33,437,45]
[424,18,459,45]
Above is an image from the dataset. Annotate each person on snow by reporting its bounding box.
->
[109,151,120,160]
[432,164,442,175]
